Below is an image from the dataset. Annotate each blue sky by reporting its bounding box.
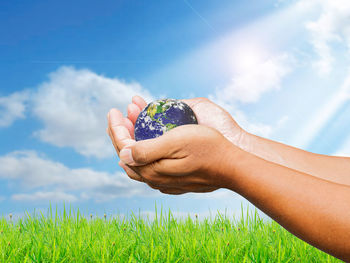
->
[1,0,350,220]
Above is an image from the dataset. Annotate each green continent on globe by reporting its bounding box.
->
[146,99,177,129]
[134,99,198,141]
[147,99,171,121]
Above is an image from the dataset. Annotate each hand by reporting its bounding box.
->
[107,95,242,194]
[108,110,235,194]
[126,96,246,146]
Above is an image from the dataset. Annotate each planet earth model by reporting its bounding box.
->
[134,99,198,141]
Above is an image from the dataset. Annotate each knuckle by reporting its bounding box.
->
[139,169,151,181]
[133,147,148,164]
[151,161,163,175]
[126,172,142,182]
[144,167,164,186]
[146,180,161,190]
[150,176,163,187]
[139,165,155,181]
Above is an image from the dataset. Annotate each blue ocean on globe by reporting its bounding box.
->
[134,99,198,141]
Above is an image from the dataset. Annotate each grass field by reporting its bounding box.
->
[0,205,341,262]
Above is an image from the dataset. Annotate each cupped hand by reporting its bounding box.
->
[107,95,243,194]
[108,112,235,194]
[126,96,246,146]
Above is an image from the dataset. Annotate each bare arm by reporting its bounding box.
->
[110,96,350,261]
[226,145,350,261]
[107,110,350,261]
[127,96,350,186]
[239,132,350,186]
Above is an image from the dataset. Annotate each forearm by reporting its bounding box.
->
[223,146,350,261]
[238,132,350,186]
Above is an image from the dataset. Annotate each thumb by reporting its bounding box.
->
[119,132,179,166]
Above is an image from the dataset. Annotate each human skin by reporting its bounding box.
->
[107,96,350,261]
[125,96,350,186]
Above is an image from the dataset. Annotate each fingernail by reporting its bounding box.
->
[120,148,135,165]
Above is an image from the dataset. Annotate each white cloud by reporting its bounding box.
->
[232,108,274,138]
[204,14,297,136]
[32,66,153,159]
[12,191,77,202]
[0,150,156,202]
[208,48,293,138]
[304,0,350,74]
[215,52,293,103]
[0,91,29,127]
[0,150,254,203]
[145,3,312,139]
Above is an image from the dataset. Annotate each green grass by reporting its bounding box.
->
[0,205,341,262]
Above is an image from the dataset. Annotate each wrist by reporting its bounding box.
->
[228,128,253,152]
[221,144,261,194]
[237,132,287,167]
[214,140,247,191]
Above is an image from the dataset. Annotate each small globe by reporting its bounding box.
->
[134,99,198,141]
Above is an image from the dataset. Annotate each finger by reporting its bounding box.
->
[107,126,121,155]
[119,128,184,166]
[108,108,124,127]
[137,166,207,188]
[135,158,192,177]
[132,160,206,188]
[132,95,147,110]
[120,138,176,166]
[108,108,136,151]
[119,161,143,182]
[135,163,218,192]
[142,178,184,192]
[127,103,141,125]
[124,117,134,139]
[107,112,122,155]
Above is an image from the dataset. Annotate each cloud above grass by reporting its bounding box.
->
[0,151,156,202]
[0,66,153,159]
[12,191,78,202]
[31,66,153,159]
[2,0,350,206]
